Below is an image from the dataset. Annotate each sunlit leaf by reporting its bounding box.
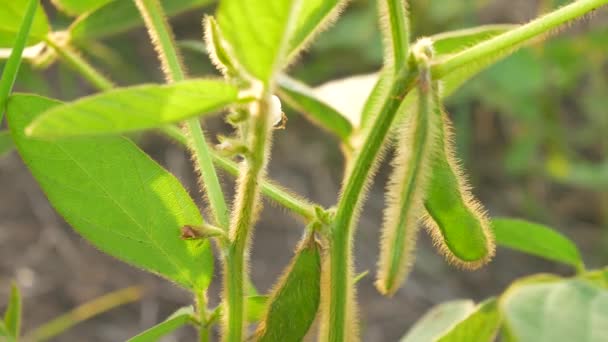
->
[8,94,214,291]
[26,80,238,138]
[70,0,214,41]
[492,218,584,271]
[128,306,194,342]
[501,278,608,342]
[51,0,114,16]
[0,0,49,48]
[216,0,301,83]
[401,300,475,342]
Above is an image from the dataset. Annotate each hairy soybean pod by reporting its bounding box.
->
[253,233,321,342]
[422,106,495,268]
[376,55,438,296]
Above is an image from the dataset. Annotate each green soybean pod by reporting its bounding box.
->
[253,233,321,342]
[376,49,439,296]
[422,105,495,268]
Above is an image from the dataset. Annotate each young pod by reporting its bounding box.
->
[376,52,439,296]
[422,105,495,268]
[253,233,321,342]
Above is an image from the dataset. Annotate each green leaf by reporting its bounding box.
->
[287,0,347,60]
[0,0,41,122]
[277,75,352,140]
[51,0,114,16]
[254,235,321,341]
[70,0,214,41]
[3,283,21,339]
[0,320,14,342]
[432,24,517,56]
[127,306,194,342]
[246,295,268,322]
[0,130,13,156]
[7,94,214,291]
[401,300,475,342]
[501,278,608,342]
[26,80,238,138]
[216,0,301,83]
[437,298,501,342]
[491,218,584,271]
[0,0,49,48]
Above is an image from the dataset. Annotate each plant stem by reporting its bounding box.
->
[134,0,229,229]
[23,287,143,342]
[325,65,418,342]
[383,0,410,68]
[160,125,318,221]
[44,36,114,91]
[0,0,40,120]
[196,292,210,342]
[432,0,608,79]
[223,95,273,341]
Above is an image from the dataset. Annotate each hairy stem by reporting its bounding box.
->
[432,0,608,79]
[196,292,210,342]
[134,0,229,229]
[223,96,273,341]
[133,1,229,341]
[324,64,418,341]
[382,0,410,68]
[160,125,317,221]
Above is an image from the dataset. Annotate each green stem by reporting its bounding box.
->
[432,0,608,79]
[0,0,40,120]
[326,64,418,342]
[196,292,210,342]
[223,95,273,341]
[44,37,114,91]
[160,125,317,221]
[134,0,229,229]
[383,0,410,68]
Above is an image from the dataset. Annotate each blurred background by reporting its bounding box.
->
[1,0,607,340]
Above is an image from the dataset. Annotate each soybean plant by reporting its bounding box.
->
[1,0,607,341]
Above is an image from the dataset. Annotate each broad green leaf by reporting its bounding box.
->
[501,278,608,342]
[216,0,301,83]
[8,94,214,291]
[0,130,13,156]
[432,24,517,57]
[26,80,238,138]
[0,0,40,121]
[51,0,114,16]
[437,298,501,342]
[423,114,494,267]
[492,218,584,271]
[254,235,321,341]
[287,0,347,60]
[277,75,352,140]
[128,306,194,342]
[401,300,475,342]
[70,0,214,41]
[0,0,49,48]
[3,283,21,339]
